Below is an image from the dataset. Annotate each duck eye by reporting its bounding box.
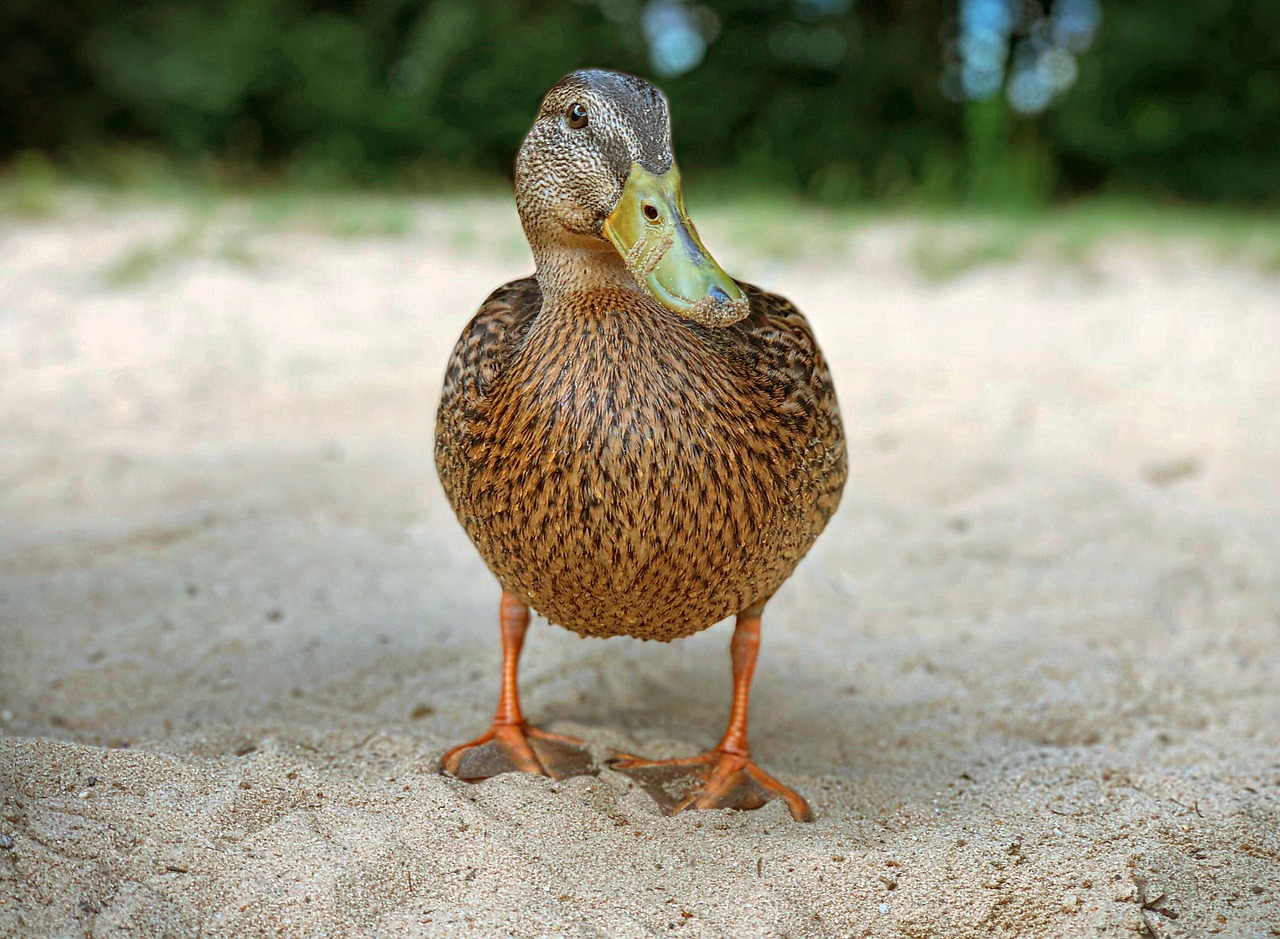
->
[566,102,588,129]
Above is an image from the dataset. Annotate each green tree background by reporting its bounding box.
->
[2,0,1277,204]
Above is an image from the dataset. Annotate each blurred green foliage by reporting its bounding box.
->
[1049,1,1280,203]
[1,0,1277,204]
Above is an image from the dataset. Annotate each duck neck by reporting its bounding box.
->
[529,233,643,308]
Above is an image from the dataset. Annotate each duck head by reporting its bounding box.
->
[515,69,748,328]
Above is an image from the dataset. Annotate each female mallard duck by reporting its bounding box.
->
[435,69,846,821]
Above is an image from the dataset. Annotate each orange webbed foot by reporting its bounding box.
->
[608,748,813,822]
[442,723,594,781]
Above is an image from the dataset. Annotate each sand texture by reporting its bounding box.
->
[1,201,1278,938]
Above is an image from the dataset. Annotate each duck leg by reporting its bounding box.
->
[441,591,594,781]
[609,604,814,822]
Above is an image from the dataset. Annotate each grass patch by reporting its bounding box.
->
[214,233,262,269]
[911,224,1030,281]
[904,200,1280,280]
[1039,199,1280,266]
[104,243,171,287]
[0,153,61,218]
[248,191,415,239]
[1260,244,1280,274]
[103,217,266,287]
[102,211,209,287]
[695,194,869,264]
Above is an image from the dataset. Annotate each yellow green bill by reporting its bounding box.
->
[603,163,749,328]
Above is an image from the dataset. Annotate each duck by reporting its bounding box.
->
[435,69,846,822]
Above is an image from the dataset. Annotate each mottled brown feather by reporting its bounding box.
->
[435,278,846,641]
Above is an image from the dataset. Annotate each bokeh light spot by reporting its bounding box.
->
[643,1,707,77]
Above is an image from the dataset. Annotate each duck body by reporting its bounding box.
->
[436,277,846,641]
[436,68,844,820]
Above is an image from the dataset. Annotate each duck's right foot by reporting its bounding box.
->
[441,722,594,781]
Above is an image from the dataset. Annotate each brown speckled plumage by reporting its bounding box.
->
[436,279,845,640]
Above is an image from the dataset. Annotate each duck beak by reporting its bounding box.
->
[604,163,749,328]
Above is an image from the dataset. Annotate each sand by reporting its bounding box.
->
[1,199,1278,938]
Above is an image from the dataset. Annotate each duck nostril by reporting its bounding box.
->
[642,203,660,223]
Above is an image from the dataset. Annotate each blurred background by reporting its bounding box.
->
[3,0,1278,207]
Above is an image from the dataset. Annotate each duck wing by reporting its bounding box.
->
[727,282,847,525]
[435,276,542,497]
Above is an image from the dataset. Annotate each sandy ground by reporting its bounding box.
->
[1,198,1278,938]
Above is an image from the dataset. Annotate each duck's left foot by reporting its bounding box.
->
[608,748,814,822]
